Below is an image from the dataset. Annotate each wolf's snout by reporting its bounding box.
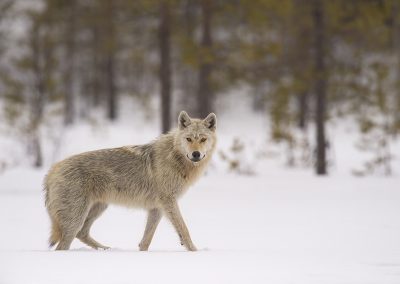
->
[190,151,202,162]
[192,151,201,159]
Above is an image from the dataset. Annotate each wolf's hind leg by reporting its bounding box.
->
[55,200,91,250]
[139,208,162,251]
[77,202,109,250]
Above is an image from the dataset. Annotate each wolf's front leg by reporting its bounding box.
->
[139,208,162,251]
[161,199,197,251]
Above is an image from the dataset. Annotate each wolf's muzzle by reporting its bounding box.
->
[187,152,203,162]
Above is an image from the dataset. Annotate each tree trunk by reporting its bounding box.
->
[197,0,213,118]
[312,0,327,175]
[106,52,116,120]
[64,0,76,125]
[105,0,117,120]
[88,23,101,107]
[159,0,172,133]
[30,26,45,168]
[32,134,43,167]
[298,91,308,129]
[179,0,197,116]
[30,88,44,168]
[393,0,400,127]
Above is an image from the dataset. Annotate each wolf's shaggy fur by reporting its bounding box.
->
[44,111,217,251]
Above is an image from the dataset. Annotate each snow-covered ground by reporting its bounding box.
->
[1,171,400,284]
[1,93,400,283]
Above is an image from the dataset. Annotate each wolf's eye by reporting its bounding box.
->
[200,138,207,143]
[186,138,192,142]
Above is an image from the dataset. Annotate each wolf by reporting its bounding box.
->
[44,111,217,251]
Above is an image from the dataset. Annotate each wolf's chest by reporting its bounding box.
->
[178,166,206,190]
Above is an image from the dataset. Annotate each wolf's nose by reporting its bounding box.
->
[192,151,200,159]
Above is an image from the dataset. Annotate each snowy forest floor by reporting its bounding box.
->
[1,93,400,283]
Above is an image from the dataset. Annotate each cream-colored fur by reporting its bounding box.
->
[44,111,217,251]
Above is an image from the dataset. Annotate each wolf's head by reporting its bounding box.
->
[176,111,217,164]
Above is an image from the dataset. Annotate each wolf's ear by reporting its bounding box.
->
[178,111,191,130]
[204,113,217,130]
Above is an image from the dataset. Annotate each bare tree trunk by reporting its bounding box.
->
[298,91,308,129]
[105,0,117,120]
[30,27,45,168]
[106,52,116,120]
[197,0,213,118]
[86,22,102,108]
[30,89,44,168]
[64,0,76,125]
[293,0,310,130]
[312,0,327,175]
[179,0,197,115]
[393,0,400,127]
[159,0,172,133]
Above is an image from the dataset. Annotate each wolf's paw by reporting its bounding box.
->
[96,245,110,251]
[187,245,197,252]
[138,243,149,251]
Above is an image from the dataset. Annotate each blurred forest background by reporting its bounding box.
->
[0,0,400,176]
